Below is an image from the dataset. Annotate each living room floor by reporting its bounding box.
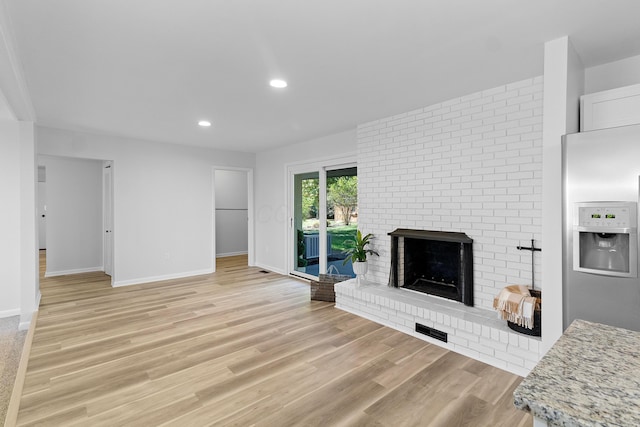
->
[14,255,531,426]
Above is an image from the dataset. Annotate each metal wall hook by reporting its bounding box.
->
[517,238,541,290]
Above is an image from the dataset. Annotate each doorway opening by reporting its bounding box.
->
[37,156,114,283]
[212,167,254,272]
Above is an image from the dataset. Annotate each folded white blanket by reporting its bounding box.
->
[493,285,537,329]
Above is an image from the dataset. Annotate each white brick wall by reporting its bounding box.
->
[357,77,544,310]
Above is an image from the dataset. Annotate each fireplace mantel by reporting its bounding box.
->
[388,228,473,244]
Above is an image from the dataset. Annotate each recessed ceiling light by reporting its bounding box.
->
[198,120,212,127]
[269,79,288,88]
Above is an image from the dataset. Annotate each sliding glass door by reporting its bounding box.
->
[292,171,320,276]
[325,167,358,277]
[290,163,357,279]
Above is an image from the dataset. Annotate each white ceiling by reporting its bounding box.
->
[6,0,640,152]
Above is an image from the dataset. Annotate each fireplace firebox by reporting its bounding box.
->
[388,229,473,306]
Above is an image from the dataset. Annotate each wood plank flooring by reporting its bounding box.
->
[16,255,531,426]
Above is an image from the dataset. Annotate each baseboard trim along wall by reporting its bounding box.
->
[216,251,248,258]
[0,308,21,319]
[254,262,286,276]
[45,266,104,277]
[112,268,214,288]
[18,291,41,330]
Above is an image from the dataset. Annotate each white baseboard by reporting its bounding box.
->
[112,268,214,288]
[216,251,248,258]
[17,292,41,331]
[18,311,33,330]
[45,266,104,277]
[254,262,286,276]
[0,308,21,319]
[18,321,31,330]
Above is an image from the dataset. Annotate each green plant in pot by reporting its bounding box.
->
[296,229,308,268]
[343,230,379,280]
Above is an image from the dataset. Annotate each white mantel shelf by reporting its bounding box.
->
[334,278,542,377]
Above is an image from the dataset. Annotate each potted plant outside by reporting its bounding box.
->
[343,230,379,279]
[297,229,308,269]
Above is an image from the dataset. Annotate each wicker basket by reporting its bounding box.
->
[507,289,542,337]
[310,273,351,302]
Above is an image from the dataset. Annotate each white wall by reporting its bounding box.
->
[215,169,248,257]
[585,54,640,94]
[0,120,23,316]
[41,156,103,275]
[0,120,37,326]
[541,37,584,354]
[357,77,544,311]
[20,122,37,328]
[254,129,357,274]
[37,126,255,287]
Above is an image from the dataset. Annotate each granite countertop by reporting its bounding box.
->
[514,319,640,426]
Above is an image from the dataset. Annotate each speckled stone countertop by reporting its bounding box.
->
[514,319,640,426]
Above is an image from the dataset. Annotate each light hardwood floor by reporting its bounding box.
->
[16,254,531,426]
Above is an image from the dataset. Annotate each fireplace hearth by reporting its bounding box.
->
[388,229,473,306]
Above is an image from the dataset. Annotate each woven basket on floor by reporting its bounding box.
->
[310,273,351,302]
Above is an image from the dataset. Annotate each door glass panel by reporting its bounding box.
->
[293,172,319,276]
[326,167,357,278]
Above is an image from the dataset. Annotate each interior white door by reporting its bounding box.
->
[38,182,47,250]
[103,162,113,276]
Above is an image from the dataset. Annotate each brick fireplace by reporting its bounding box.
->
[337,76,545,376]
[356,76,543,311]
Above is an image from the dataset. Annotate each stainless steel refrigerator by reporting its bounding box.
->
[563,124,640,331]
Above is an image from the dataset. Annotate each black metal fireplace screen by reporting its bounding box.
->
[388,229,473,306]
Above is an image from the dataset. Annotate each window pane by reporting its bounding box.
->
[326,167,357,278]
[293,172,319,275]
